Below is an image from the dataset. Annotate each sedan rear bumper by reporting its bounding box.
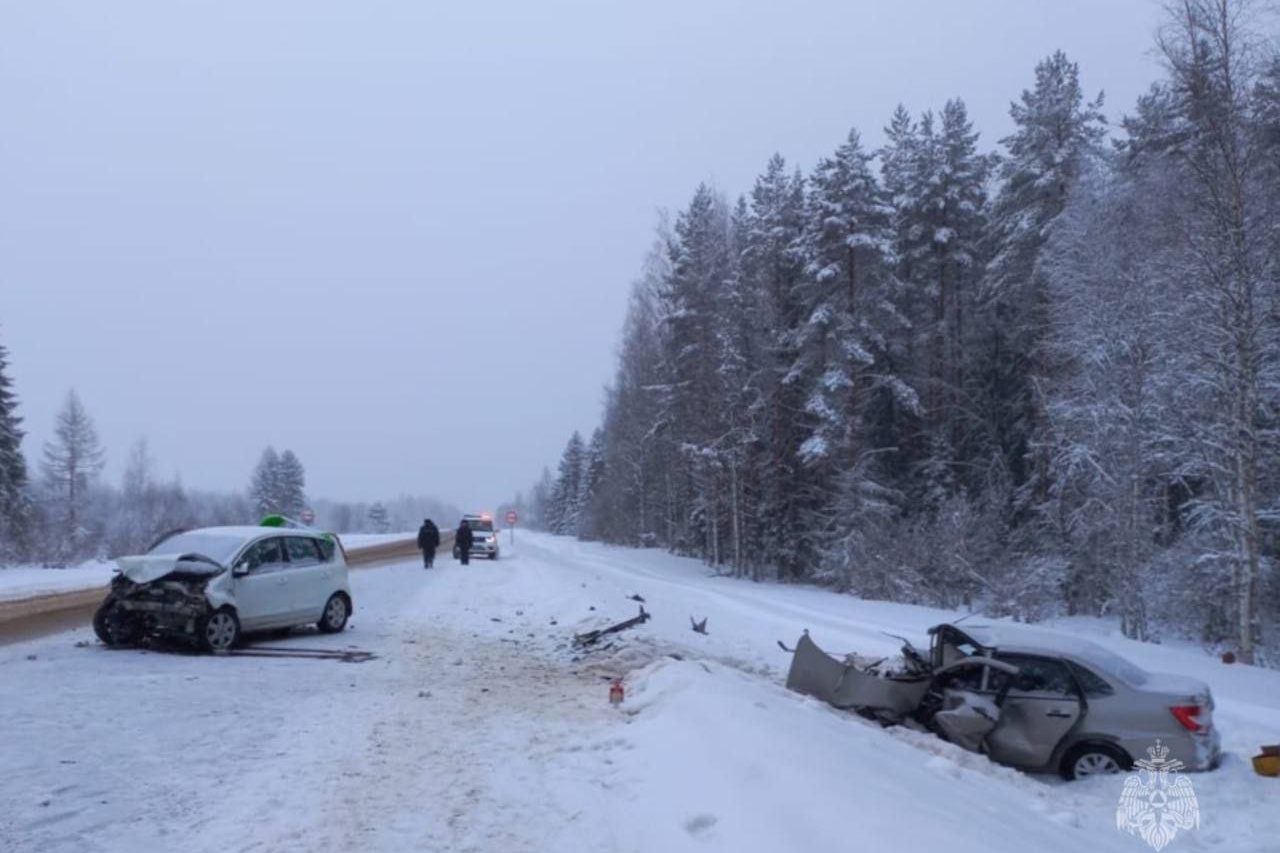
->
[1118,726,1221,772]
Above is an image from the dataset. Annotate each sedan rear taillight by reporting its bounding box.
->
[1169,704,1206,732]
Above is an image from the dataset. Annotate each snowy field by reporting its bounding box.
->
[0,562,115,602]
[2,532,1278,853]
[338,532,418,548]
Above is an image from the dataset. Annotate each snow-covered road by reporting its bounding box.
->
[3,533,1278,852]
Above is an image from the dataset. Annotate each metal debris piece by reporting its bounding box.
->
[573,605,651,647]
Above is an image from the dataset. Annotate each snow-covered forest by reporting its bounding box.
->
[523,1,1280,663]
[0,354,453,565]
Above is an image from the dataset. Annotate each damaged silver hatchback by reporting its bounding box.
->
[93,525,353,652]
[786,623,1221,780]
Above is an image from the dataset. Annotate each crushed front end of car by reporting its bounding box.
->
[783,627,1020,748]
[784,631,933,719]
[94,555,229,647]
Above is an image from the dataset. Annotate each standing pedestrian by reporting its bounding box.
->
[455,519,474,566]
[417,518,440,568]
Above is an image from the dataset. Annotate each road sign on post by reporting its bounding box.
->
[505,510,518,544]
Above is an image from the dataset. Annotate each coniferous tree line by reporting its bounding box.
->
[312,495,460,535]
[527,1,1280,662]
[0,337,457,562]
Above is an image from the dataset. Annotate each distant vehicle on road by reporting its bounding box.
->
[93,525,353,652]
[453,513,499,560]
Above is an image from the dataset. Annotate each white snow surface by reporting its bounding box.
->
[2,532,1278,852]
[339,531,418,548]
[0,562,115,601]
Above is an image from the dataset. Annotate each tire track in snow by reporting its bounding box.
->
[228,562,634,853]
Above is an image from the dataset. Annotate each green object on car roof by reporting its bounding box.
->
[258,513,338,544]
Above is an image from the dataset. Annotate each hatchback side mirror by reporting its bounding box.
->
[232,561,250,577]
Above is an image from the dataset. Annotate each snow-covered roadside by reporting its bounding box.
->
[524,532,1280,853]
[338,532,417,548]
[0,562,115,602]
[3,532,1278,853]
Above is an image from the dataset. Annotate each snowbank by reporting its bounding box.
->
[0,562,115,602]
[606,657,1134,852]
[338,532,417,548]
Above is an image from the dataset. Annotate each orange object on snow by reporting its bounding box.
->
[609,679,625,706]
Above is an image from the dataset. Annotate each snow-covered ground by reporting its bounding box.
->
[0,562,115,602]
[2,532,1277,852]
[338,532,417,548]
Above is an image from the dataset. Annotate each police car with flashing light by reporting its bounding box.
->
[454,513,500,560]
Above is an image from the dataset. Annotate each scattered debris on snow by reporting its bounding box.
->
[572,605,651,648]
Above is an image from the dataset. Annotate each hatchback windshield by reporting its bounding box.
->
[146,531,246,566]
[467,519,494,533]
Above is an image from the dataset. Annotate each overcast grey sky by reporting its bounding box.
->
[2,0,1164,511]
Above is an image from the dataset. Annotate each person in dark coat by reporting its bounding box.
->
[417,518,440,568]
[455,520,474,566]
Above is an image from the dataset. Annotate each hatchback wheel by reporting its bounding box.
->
[318,594,349,633]
[1062,743,1130,780]
[201,608,240,652]
[93,600,142,646]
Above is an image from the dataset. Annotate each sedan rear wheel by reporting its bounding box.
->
[201,608,240,653]
[1063,743,1130,780]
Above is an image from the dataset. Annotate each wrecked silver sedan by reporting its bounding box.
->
[786,623,1221,780]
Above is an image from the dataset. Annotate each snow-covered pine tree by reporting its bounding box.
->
[658,184,734,560]
[40,389,106,561]
[576,429,606,540]
[932,100,992,470]
[250,446,281,517]
[714,194,763,576]
[0,336,30,563]
[879,101,992,514]
[549,431,586,535]
[978,50,1106,524]
[742,156,810,579]
[276,450,307,518]
[797,129,910,585]
[530,466,555,531]
[367,501,390,534]
[107,437,157,556]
